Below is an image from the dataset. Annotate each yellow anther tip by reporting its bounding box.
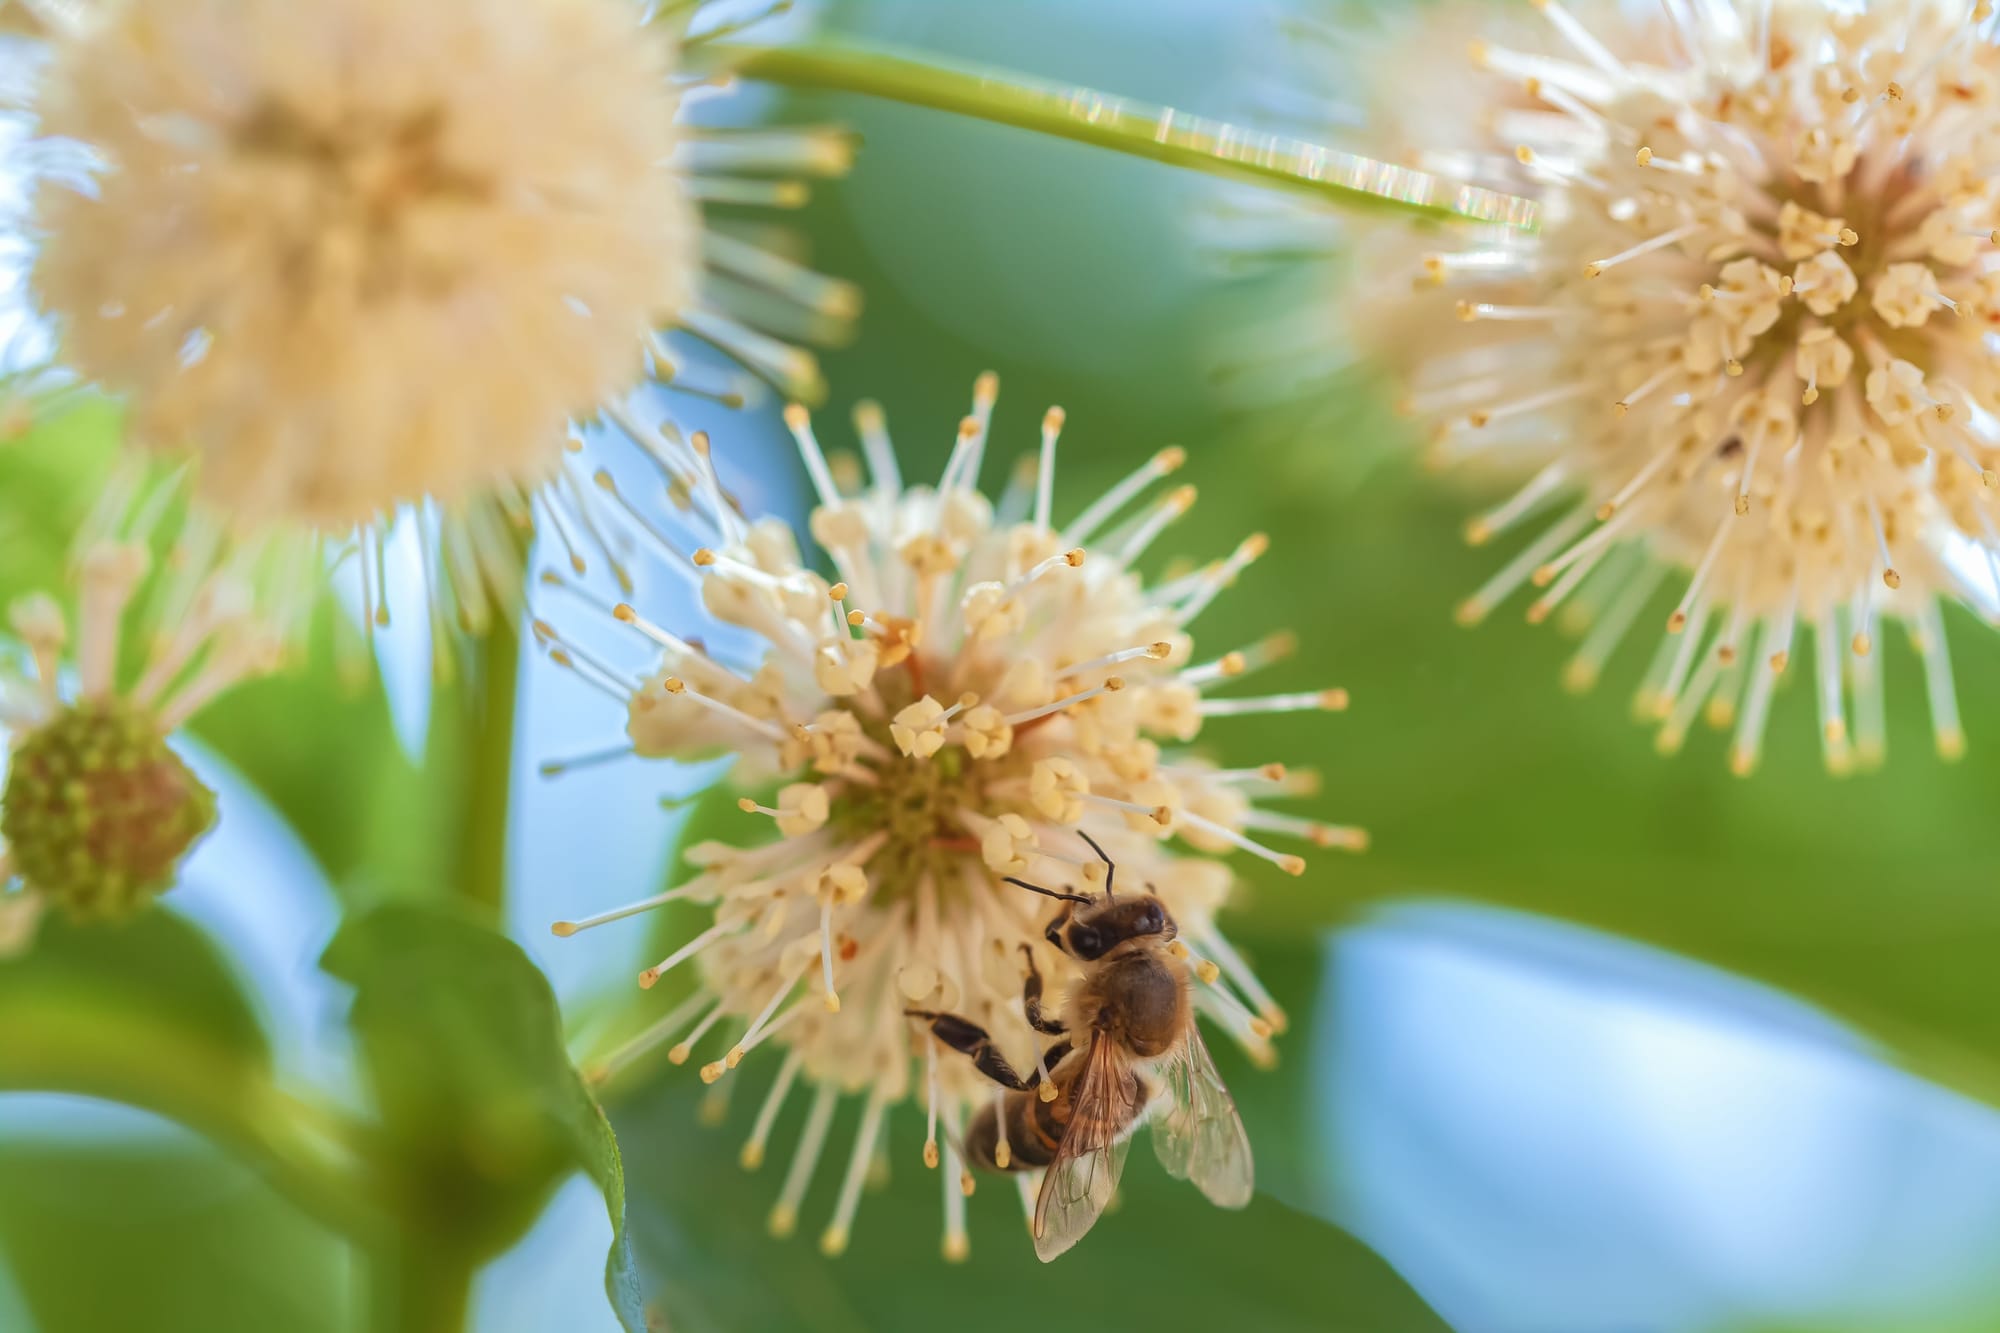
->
[737,797,759,812]
[551,921,578,938]
[923,1141,940,1169]
[768,1205,797,1239]
[1320,688,1350,711]
[638,968,661,991]
[740,1143,766,1171]
[699,1061,726,1084]
[824,993,842,1013]
[1278,855,1307,877]
[782,403,809,429]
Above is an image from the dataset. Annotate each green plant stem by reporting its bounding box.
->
[460,614,520,922]
[708,41,1539,231]
[0,1005,378,1240]
[370,1241,474,1333]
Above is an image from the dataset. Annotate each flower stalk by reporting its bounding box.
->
[710,40,1538,230]
[461,611,523,922]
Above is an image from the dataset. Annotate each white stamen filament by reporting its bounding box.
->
[741,1047,806,1170]
[1115,485,1198,565]
[1175,809,1305,876]
[1199,689,1349,717]
[769,1081,839,1238]
[1057,642,1170,677]
[659,677,792,744]
[1035,406,1063,532]
[553,877,711,936]
[1002,677,1125,727]
[820,1088,890,1254]
[1063,447,1186,546]
[639,922,733,990]
[783,404,842,509]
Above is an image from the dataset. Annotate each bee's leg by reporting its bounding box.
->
[906,1010,1035,1091]
[1019,944,1067,1035]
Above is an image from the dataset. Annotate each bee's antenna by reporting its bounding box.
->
[1076,829,1115,900]
[1002,876,1092,904]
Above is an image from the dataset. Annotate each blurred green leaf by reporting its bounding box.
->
[0,907,267,1067]
[0,909,272,1145]
[0,1141,348,1333]
[193,613,470,904]
[0,396,121,603]
[0,910,373,1238]
[617,1069,1446,1333]
[322,903,643,1328]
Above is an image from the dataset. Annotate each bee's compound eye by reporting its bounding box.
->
[1069,925,1103,958]
[1143,904,1164,935]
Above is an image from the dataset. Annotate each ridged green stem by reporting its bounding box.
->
[709,41,1539,231]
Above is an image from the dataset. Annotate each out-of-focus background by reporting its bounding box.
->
[6,2,2000,1331]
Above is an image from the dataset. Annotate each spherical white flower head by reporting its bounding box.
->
[1332,0,2000,773]
[0,541,281,952]
[29,0,691,531]
[547,377,1356,1260]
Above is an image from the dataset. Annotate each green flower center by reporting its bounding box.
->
[1,700,216,918]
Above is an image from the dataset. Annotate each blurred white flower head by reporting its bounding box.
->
[544,377,1354,1259]
[1270,0,2000,773]
[11,0,856,659]
[33,0,691,528]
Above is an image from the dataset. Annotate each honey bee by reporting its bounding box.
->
[907,832,1253,1261]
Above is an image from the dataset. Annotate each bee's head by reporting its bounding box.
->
[1055,892,1176,961]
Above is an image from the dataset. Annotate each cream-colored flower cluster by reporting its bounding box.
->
[16,0,856,656]
[1304,0,2000,772]
[546,378,1353,1258]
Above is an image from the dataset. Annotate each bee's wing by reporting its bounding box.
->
[1031,1033,1143,1263]
[1150,1025,1254,1208]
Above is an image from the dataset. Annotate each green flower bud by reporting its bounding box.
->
[1,700,216,919]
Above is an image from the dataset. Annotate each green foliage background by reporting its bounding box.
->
[4,3,2000,1331]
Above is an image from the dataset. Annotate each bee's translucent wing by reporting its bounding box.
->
[1032,1034,1143,1262]
[1150,1025,1254,1208]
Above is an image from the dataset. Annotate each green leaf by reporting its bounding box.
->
[0,907,269,1117]
[0,396,121,603]
[193,605,469,903]
[615,1065,1446,1333]
[0,1141,349,1333]
[321,902,645,1329]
